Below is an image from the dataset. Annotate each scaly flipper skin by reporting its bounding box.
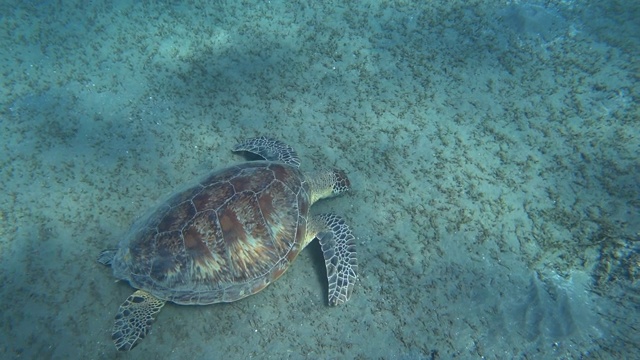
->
[313,214,358,306]
[233,136,301,167]
[112,290,166,351]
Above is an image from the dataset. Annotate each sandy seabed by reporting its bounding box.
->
[0,1,638,359]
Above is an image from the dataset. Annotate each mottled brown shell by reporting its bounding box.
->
[110,161,310,305]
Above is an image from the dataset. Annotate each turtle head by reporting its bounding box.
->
[329,169,350,195]
[308,169,350,203]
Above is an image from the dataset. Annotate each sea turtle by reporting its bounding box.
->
[98,136,357,351]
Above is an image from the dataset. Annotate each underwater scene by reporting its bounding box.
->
[0,0,638,359]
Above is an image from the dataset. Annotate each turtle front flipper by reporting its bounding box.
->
[311,214,358,306]
[233,136,301,168]
[112,290,166,351]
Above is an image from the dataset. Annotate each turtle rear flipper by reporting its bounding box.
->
[97,249,117,266]
[233,136,301,168]
[313,214,358,306]
[112,290,166,351]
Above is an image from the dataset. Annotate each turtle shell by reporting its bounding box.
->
[109,161,311,305]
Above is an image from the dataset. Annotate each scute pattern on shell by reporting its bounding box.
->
[112,161,311,305]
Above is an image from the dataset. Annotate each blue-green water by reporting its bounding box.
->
[1,1,638,358]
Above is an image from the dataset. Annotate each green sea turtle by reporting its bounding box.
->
[98,136,357,351]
